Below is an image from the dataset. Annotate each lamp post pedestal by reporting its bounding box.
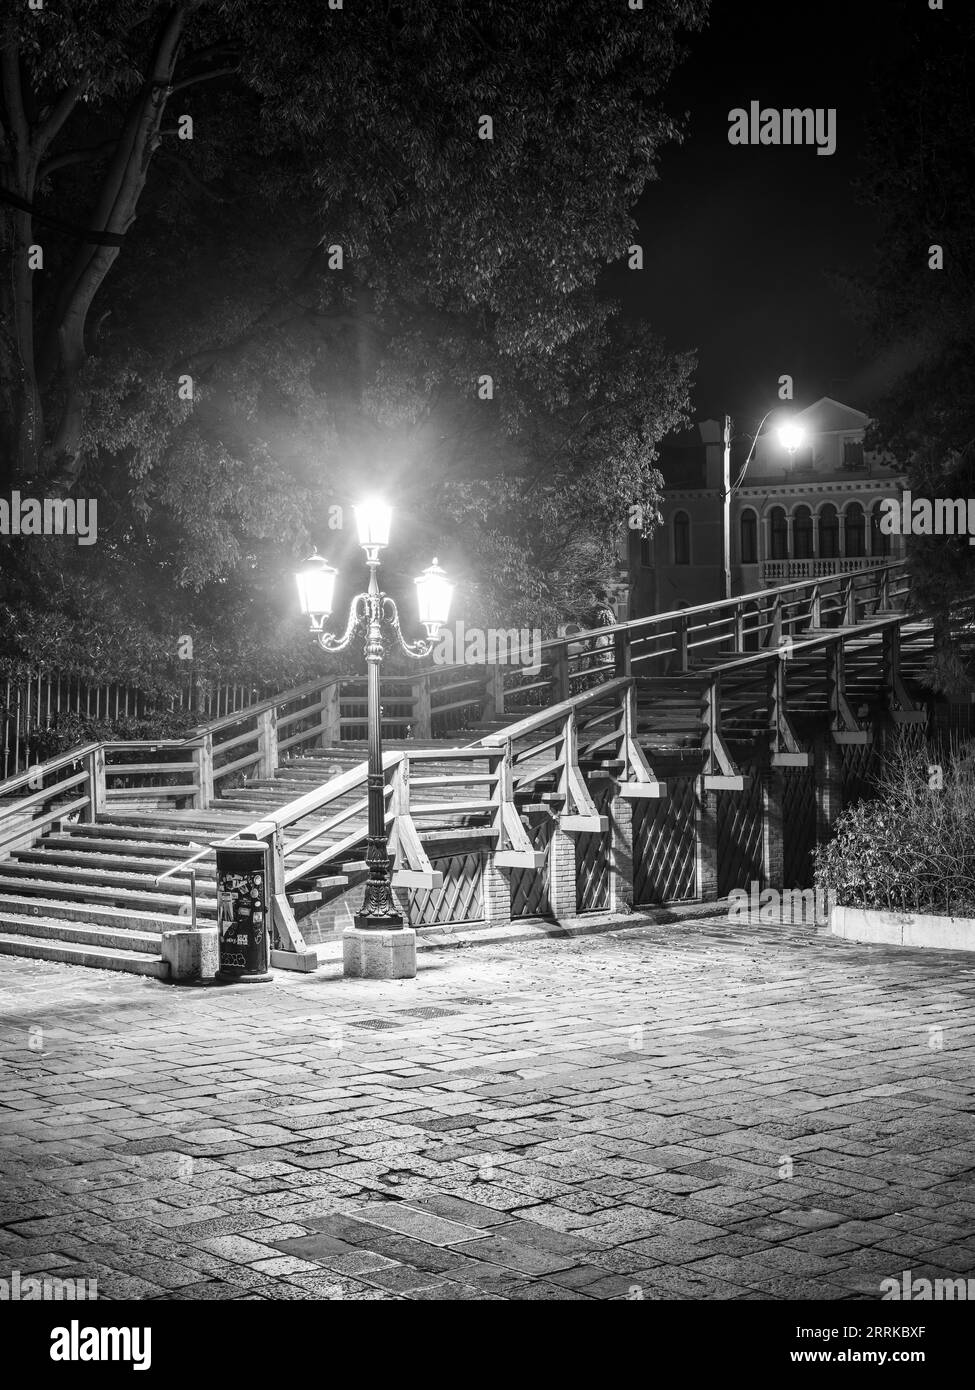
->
[343,923,417,979]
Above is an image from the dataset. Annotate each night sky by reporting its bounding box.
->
[604,0,899,428]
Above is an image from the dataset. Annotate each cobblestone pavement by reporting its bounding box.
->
[1,915,973,1301]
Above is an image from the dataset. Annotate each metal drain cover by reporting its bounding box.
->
[346,1018,407,1030]
[396,1006,460,1019]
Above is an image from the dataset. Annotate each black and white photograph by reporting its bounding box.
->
[0,0,973,1365]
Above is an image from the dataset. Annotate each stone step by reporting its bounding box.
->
[13,848,221,881]
[0,908,162,954]
[0,932,169,977]
[70,822,223,849]
[101,808,257,829]
[0,874,218,918]
[0,860,219,901]
[41,834,215,862]
[0,892,190,932]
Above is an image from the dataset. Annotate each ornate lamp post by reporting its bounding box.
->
[295,500,452,977]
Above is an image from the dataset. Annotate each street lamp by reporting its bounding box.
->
[296,504,452,956]
[719,410,807,603]
[777,421,806,458]
[727,410,806,497]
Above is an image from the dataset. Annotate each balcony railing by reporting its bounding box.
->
[760,556,887,584]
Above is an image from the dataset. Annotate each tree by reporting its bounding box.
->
[1,0,707,678]
[854,0,975,689]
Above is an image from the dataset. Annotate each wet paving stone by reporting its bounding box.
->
[1,915,973,1299]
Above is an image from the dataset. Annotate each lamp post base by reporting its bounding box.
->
[343,925,417,980]
[353,909,404,931]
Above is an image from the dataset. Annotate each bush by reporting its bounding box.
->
[28,709,199,764]
[814,736,975,917]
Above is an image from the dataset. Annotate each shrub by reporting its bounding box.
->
[28,710,199,764]
[814,736,975,917]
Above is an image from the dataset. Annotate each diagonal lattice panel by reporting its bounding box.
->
[509,815,552,918]
[575,783,612,913]
[717,771,764,897]
[406,849,482,926]
[840,742,879,809]
[632,775,697,904]
[782,767,817,889]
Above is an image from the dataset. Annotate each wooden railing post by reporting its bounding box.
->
[553,643,571,702]
[413,675,432,739]
[768,596,782,651]
[321,682,341,747]
[549,712,578,916]
[86,746,106,821]
[483,746,513,927]
[614,626,631,678]
[844,576,856,626]
[256,708,278,779]
[192,732,214,810]
[809,582,822,629]
[269,824,287,900]
[673,614,689,673]
[877,566,890,612]
[483,664,505,723]
[390,753,410,817]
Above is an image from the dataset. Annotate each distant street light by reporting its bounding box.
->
[296,500,452,976]
[777,421,807,457]
[720,409,807,601]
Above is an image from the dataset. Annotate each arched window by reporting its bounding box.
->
[793,505,814,559]
[740,508,758,564]
[673,511,690,565]
[818,504,839,559]
[770,506,788,560]
[870,502,891,557]
[845,502,866,558]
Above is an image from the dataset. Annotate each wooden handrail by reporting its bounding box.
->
[0,560,913,814]
[472,678,631,746]
[0,741,102,799]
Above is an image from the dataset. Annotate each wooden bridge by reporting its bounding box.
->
[0,559,968,977]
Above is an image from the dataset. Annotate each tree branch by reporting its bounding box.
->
[169,64,239,93]
[34,81,87,157]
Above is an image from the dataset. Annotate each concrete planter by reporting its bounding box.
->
[831,904,975,953]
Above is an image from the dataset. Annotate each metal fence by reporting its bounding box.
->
[0,670,272,780]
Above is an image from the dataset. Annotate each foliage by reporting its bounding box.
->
[0,0,706,665]
[853,1,975,687]
[27,708,198,763]
[814,736,975,917]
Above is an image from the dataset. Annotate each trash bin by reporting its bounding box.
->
[214,840,273,983]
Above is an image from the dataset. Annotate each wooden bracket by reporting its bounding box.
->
[826,642,872,746]
[884,627,926,725]
[616,685,667,798]
[494,800,546,870]
[390,812,443,890]
[702,678,747,790]
[271,894,318,971]
[768,657,812,768]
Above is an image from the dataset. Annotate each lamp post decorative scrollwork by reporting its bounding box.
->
[295,500,453,935]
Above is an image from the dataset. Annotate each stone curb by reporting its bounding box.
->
[308,897,732,963]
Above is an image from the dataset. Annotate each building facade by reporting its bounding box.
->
[628,398,907,618]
